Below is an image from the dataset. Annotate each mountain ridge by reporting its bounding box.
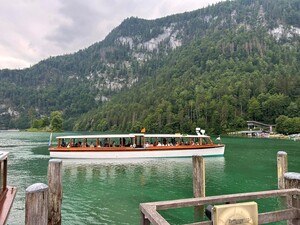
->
[0,0,299,132]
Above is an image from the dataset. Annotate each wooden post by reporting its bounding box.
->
[3,157,7,190]
[140,212,150,225]
[25,183,48,225]
[284,172,300,225]
[284,172,300,189]
[192,156,205,221]
[48,159,63,225]
[277,151,288,189]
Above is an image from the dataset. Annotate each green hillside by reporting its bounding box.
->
[0,0,299,133]
[75,27,300,133]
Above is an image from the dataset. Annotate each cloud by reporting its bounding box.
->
[46,0,102,48]
[0,0,223,69]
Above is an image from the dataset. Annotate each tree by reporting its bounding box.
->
[275,115,289,134]
[248,97,262,121]
[50,111,63,132]
[276,115,300,134]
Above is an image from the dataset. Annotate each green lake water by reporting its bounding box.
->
[0,131,299,225]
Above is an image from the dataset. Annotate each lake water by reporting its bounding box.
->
[0,131,299,225]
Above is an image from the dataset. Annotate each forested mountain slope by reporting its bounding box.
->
[0,0,299,132]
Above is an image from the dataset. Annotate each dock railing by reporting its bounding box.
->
[140,188,300,225]
[140,153,300,225]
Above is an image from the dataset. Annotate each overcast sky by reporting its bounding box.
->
[0,0,223,70]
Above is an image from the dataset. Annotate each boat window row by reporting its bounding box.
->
[57,136,213,148]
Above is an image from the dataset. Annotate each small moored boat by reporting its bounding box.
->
[49,128,225,159]
[0,151,17,224]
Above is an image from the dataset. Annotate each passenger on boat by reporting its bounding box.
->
[104,138,109,147]
[61,139,66,147]
[168,142,173,146]
[75,141,82,147]
[130,143,136,148]
[122,138,126,147]
[162,138,167,146]
[145,142,150,148]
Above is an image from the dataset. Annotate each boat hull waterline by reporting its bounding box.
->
[50,146,225,159]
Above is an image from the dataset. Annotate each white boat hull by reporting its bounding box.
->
[50,146,225,159]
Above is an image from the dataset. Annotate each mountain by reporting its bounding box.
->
[0,0,299,133]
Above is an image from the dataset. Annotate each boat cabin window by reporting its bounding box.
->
[58,137,136,148]
[98,138,132,147]
[145,137,187,146]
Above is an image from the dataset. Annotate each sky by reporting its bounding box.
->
[0,0,223,70]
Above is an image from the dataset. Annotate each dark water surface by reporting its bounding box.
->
[1,131,299,225]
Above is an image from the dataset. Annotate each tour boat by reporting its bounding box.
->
[49,128,225,159]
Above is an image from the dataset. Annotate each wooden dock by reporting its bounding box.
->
[22,152,299,225]
[140,153,300,225]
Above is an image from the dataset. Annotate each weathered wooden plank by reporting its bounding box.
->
[193,156,205,198]
[140,204,170,225]
[48,159,63,225]
[25,183,48,225]
[0,186,17,225]
[183,221,212,225]
[193,156,205,221]
[151,189,299,210]
[277,151,288,189]
[183,209,299,225]
[258,208,299,224]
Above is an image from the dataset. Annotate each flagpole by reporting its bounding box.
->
[49,132,53,147]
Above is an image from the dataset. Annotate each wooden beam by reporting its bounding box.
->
[258,208,299,224]
[193,156,205,198]
[140,204,170,225]
[182,209,299,225]
[193,156,205,221]
[48,159,63,225]
[151,189,299,210]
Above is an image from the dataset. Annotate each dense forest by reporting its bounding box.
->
[0,0,299,134]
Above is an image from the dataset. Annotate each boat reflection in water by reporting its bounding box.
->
[61,157,225,183]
